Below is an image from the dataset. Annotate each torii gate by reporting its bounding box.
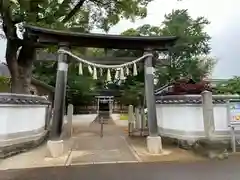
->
[24,25,177,153]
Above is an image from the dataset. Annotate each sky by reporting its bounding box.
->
[0,0,239,79]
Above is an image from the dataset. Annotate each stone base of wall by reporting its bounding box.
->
[192,139,230,160]
[0,130,49,159]
[161,136,231,160]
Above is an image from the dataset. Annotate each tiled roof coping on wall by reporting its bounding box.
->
[0,93,50,105]
[155,99,227,104]
[155,94,240,104]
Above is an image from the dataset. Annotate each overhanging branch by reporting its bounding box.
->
[52,0,71,19]
[62,0,87,23]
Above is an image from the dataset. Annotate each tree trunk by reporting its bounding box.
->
[2,0,36,94]
[6,39,35,94]
[17,45,35,94]
[6,39,20,93]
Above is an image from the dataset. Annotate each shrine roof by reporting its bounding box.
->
[24,25,177,50]
[94,89,122,97]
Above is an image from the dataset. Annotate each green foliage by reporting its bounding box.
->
[155,9,215,87]
[32,60,97,105]
[3,0,153,32]
[117,70,145,106]
[0,76,10,92]
[156,55,217,87]
[161,9,211,57]
[214,77,240,95]
[111,9,215,106]
[32,61,57,86]
[66,63,97,105]
[122,24,162,36]
[87,0,151,32]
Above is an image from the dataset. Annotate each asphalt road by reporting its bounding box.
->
[1,157,240,180]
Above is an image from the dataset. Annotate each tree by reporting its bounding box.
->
[155,9,216,87]
[156,55,216,87]
[0,0,153,94]
[66,63,97,105]
[116,10,216,87]
[109,9,216,106]
[114,71,145,107]
[214,77,240,95]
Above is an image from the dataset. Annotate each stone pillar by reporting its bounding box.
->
[109,98,112,116]
[144,50,162,154]
[195,91,229,160]
[140,107,145,136]
[61,104,73,139]
[45,104,52,130]
[201,90,215,139]
[135,107,141,129]
[128,105,134,135]
[97,98,99,114]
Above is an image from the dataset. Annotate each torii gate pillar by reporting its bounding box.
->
[144,49,162,154]
[50,44,69,140]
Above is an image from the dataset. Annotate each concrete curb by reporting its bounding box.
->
[70,161,138,166]
[120,136,142,162]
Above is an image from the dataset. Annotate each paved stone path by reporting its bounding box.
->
[65,117,138,165]
[2,157,240,180]
[70,136,137,164]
